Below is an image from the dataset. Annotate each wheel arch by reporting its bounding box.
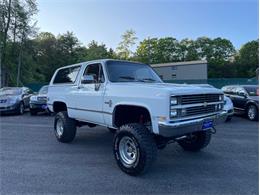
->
[112,103,153,130]
[53,101,68,113]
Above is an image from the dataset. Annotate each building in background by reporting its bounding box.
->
[151,60,207,81]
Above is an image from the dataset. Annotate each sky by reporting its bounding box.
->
[37,0,259,50]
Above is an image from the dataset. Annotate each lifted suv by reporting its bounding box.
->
[48,59,227,175]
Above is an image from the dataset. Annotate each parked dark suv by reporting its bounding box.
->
[221,85,259,121]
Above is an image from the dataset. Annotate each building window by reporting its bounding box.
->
[171,66,177,71]
[172,73,176,79]
[159,75,163,80]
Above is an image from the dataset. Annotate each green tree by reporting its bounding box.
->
[84,40,112,61]
[179,38,199,61]
[0,0,37,86]
[116,29,137,60]
[235,39,259,77]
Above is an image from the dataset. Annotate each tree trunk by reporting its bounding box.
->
[1,0,12,87]
[16,48,21,86]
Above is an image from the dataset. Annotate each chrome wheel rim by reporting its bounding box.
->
[56,119,64,137]
[248,106,256,120]
[119,136,138,166]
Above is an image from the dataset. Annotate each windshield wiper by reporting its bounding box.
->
[119,76,136,81]
[139,78,156,82]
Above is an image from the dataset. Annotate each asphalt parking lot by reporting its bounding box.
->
[0,113,258,194]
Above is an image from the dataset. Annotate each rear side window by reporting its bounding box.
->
[53,66,81,84]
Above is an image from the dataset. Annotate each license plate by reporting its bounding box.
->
[202,120,213,130]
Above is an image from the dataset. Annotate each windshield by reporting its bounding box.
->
[106,61,162,83]
[39,86,48,94]
[0,88,22,95]
[244,86,259,96]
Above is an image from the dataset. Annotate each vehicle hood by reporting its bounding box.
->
[0,94,20,105]
[0,94,20,100]
[111,82,223,95]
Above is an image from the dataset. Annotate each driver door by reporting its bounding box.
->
[75,63,105,124]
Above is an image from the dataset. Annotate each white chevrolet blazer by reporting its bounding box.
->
[48,59,227,175]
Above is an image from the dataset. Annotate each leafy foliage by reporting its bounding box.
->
[0,1,258,86]
[116,29,137,60]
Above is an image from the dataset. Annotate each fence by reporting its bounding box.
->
[25,78,258,92]
[165,78,258,89]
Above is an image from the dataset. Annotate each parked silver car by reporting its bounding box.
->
[0,87,33,115]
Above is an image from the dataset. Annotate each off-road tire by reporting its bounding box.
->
[247,104,258,121]
[113,123,157,176]
[178,130,211,152]
[54,111,77,143]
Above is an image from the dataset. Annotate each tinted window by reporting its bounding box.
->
[106,61,162,83]
[53,66,80,84]
[244,86,259,96]
[0,88,22,95]
[83,64,105,83]
[235,87,246,96]
[222,86,233,94]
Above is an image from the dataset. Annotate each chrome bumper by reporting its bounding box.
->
[158,111,227,137]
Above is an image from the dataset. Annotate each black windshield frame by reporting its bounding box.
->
[105,60,163,83]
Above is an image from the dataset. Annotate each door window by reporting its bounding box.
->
[83,64,105,84]
[53,66,81,84]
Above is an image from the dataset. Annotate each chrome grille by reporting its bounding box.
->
[170,93,224,119]
[181,94,220,105]
[37,97,47,102]
[184,105,216,117]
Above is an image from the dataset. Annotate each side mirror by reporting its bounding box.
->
[81,75,95,84]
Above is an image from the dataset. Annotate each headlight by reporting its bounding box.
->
[170,109,178,117]
[30,96,37,102]
[170,97,178,105]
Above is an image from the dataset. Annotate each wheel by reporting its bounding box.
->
[178,130,211,152]
[247,104,258,121]
[54,111,77,143]
[108,127,117,133]
[113,123,157,176]
[16,102,24,115]
[30,109,37,115]
[225,116,232,122]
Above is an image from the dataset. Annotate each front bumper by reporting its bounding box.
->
[0,103,19,113]
[158,111,227,137]
[30,103,48,111]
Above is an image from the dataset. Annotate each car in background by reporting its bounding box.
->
[223,96,234,122]
[222,85,259,121]
[29,85,49,115]
[0,87,33,115]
